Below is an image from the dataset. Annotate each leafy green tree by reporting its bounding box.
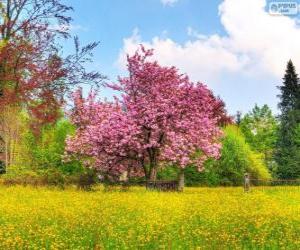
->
[212,125,270,185]
[19,119,82,174]
[240,104,278,175]
[276,60,300,179]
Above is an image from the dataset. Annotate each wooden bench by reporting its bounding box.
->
[146,180,178,191]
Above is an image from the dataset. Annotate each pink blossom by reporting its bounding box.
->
[66,46,226,180]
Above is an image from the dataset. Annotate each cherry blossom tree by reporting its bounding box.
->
[66,47,227,188]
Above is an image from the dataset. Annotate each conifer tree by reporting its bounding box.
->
[235,111,242,125]
[276,60,300,179]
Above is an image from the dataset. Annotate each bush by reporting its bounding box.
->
[75,169,98,191]
[1,165,66,187]
[184,163,221,187]
[0,165,100,190]
[157,165,178,180]
[157,162,221,187]
[2,170,42,186]
[41,169,66,188]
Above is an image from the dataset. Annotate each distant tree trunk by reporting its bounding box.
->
[5,139,8,169]
[178,168,185,191]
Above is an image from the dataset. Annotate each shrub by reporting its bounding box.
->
[2,170,42,187]
[41,169,66,188]
[157,165,178,181]
[1,165,66,188]
[75,169,98,191]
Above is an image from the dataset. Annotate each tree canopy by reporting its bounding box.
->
[66,47,227,181]
[240,104,278,175]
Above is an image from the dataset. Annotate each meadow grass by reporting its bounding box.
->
[0,185,299,249]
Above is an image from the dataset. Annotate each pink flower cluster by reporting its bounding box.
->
[66,47,224,178]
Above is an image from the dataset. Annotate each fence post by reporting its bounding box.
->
[244,173,250,192]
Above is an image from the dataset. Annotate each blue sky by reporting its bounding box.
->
[63,0,300,116]
[65,0,224,77]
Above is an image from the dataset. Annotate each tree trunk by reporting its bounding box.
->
[148,150,158,181]
[178,168,185,192]
[150,167,157,181]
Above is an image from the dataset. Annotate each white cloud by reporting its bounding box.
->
[118,0,300,82]
[160,0,178,7]
[116,0,300,114]
[117,28,246,83]
[218,0,300,78]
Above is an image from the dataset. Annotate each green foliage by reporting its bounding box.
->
[203,125,270,186]
[240,104,278,175]
[0,165,99,189]
[42,168,66,188]
[277,121,300,179]
[157,165,178,180]
[157,164,216,187]
[1,170,41,187]
[18,119,83,175]
[0,165,66,187]
[183,163,220,187]
[75,168,99,191]
[278,60,300,114]
[276,60,300,179]
[157,125,270,186]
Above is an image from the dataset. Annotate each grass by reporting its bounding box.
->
[0,186,300,249]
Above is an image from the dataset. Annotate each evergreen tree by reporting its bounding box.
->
[235,111,242,125]
[276,60,300,179]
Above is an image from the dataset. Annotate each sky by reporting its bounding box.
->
[63,0,300,116]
